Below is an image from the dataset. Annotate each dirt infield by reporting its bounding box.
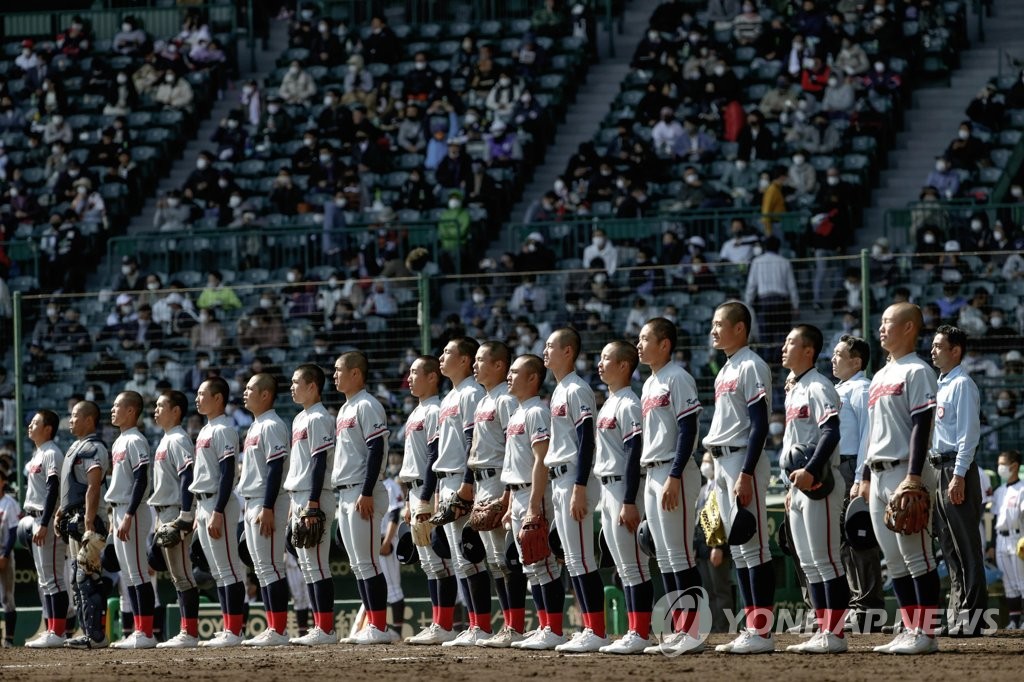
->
[2,632,1022,682]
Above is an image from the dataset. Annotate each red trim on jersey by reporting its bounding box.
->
[133,515,143,585]
[315,534,326,580]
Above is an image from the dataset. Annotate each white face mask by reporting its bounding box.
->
[923,233,936,245]
[268,104,280,114]
[117,74,128,84]
[499,77,511,87]
[259,298,272,308]
[871,245,883,257]
[700,462,714,480]
[874,62,885,73]
[769,422,784,437]
[792,155,805,166]
[199,312,210,323]
[998,464,1014,481]
[472,293,485,303]
[85,390,96,401]
[415,61,427,70]
[286,272,297,283]
[648,31,659,41]
[594,273,607,284]
[228,195,242,208]
[593,236,606,249]
[758,178,770,191]
[827,175,840,186]
[1012,186,1024,198]
[958,129,970,140]
[998,398,1012,411]
[554,179,566,193]
[448,198,461,209]
[133,373,146,383]
[167,197,181,208]
[196,158,208,170]
[713,65,726,76]
[935,160,947,172]
[735,160,747,171]
[991,316,1003,328]
[147,282,159,291]
[334,197,347,208]
[121,265,133,275]
[122,23,131,32]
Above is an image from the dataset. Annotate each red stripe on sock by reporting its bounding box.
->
[537,609,548,630]
[270,611,287,634]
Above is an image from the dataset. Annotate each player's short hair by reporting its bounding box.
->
[161,390,189,422]
[416,355,441,381]
[1002,449,1022,465]
[338,351,369,381]
[792,324,824,359]
[643,317,677,352]
[716,301,751,337]
[36,409,59,438]
[451,336,480,360]
[295,363,326,395]
[607,341,639,375]
[839,334,870,371]
[517,354,545,385]
[250,372,278,395]
[118,390,144,417]
[551,327,582,361]
[935,324,967,355]
[480,340,510,367]
[76,400,100,424]
[891,302,923,332]
[202,376,230,405]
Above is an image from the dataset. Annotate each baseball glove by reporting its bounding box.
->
[698,489,727,547]
[76,530,106,575]
[469,497,506,532]
[517,515,551,565]
[884,479,931,535]
[1017,536,1024,561]
[292,507,327,549]
[153,516,193,548]
[429,491,474,526]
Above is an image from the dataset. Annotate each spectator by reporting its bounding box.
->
[485,72,523,123]
[957,287,991,337]
[945,120,988,171]
[787,151,818,199]
[396,104,427,153]
[31,302,63,351]
[925,155,960,199]
[113,255,144,292]
[279,60,317,105]
[821,73,856,117]
[532,0,567,37]
[966,82,1004,133]
[509,274,548,315]
[617,181,651,218]
[53,306,92,354]
[435,140,471,193]
[327,300,367,347]
[674,116,718,162]
[197,270,242,310]
[737,111,776,161]
[57,17,91,56]
[283,266,317,321]
[363,15,401,65]
[582,228,618,275]
[113,17,149,56]
[211,110,247,161]
[437,190,471,270]
[398,166,433,212]
[361,280,398,321]
[744,235,798,354]
[833,36,870,76]
[124,361,157,398]
[732,2,765,44]
[42,113,73,146]
[719,217,760,264]
[652,107,684,156]
[460,285,492,327]
[154,70,195,112]
[759,76,799,120]
[484,120,522,168]
[515,231,557,272]
[404,51,435,102]
[761,165,788,234]
[1006,69,1024,110]
[935,282,967,322]
[268,168,303,215]
[631,27,672,71]
[257,95,294,144]
[800,56,831,98]
[238,310,286,356]
[103,70,138,117]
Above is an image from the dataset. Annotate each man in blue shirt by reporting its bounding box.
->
[929,325,985,637]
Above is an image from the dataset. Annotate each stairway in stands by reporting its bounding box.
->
[861,0,1024,248]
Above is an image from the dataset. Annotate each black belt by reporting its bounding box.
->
[27,509,43,517]
[437,471,460,479]
[708,446,743,458]
[335,482,360,491]
[195,492,216,500]
[868,460,900,473]
[549,464,570,480]
[507,483,530,492]
[600,475,622,485]
[473,468,499,481]
[840,455,858,463]
[999,529,1020,537]
[152,504,175,513]
[644,460,671,470]
[929,452,956,467]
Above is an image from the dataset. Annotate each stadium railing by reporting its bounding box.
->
[883,201,1024,248]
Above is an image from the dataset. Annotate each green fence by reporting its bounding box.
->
[884,201,1024,248]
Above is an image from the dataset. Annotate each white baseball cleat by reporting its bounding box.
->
[659,633,705,655]
[290,627,339,646]
[111,632,137,649]
[787,631,847,654]
[442,626,489,647]
[130,633,158,649]
[600,630,654,655]
[201,631,243,648]
[350,624,393,645]
[25,631,67,649]
[555,628,609,653]
[156,631,199,649]
[509,628,543,649]
[516,626,567,651]
[715,629,774,654]
[888,629,938,655]
[872,629,914,654]
[243,629,291,647]
[476,626,525,648]
[384,628,401,643]
[405,623,456,645]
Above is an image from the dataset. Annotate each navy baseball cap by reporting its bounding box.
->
[845,496,877,550]
[728,506,757,546]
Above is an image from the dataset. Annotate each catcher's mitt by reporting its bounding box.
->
[153,516,193,548]
[884,479,931,535]
[698,489,727,547]
[76,530,106,575]
[292,507,327,549]
[1017,536,1024,561]
[429,491,473,526]
[469,497,506,532]
[517,515,551,565]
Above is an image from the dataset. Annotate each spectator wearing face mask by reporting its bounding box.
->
[821,74,856,117]
[197,270,242,310]
[103,69,138,116]
[925,156,960,199]
[437,191,471,271]
[945,120,988,171]
[113,17,149,56]
[363,15,401,64]
[833,37,869,76]
[279,60,317,105]
[582,228,617,276]
[631,27,671,71]
[211,110,248,161]
[508,275,548,315]
[786,151,817,199]
[257,95,294,144]
[154,70,194,112]
[114,255,144,292]
[652,107,684,156]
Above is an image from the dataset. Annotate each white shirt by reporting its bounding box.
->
[502,397,550,485]
[933,364,981,477]
[836,371,870,483]
[545,372,596,468]
[237,410,289,499]
[745,251,799,310]
[105,427,150,505]
[331,390,389,488]
[398,396,440,483]
[703,346,772,448]
[582,241,619,276]
[148,426,193,507]
[594,387,642,477]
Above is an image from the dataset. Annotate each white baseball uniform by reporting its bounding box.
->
[285,402,336,584]
[24,440,67,595]
[105,427,152,587]
[469,383,518,575]
[149,425,196,592]
[189,415,243,587]
[0,493,21,618]
[380,477,405,603]
[993,480,1024,598]
[238,410,290,587]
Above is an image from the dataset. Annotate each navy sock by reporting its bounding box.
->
[891,575,916,609]
[530,583,545,613]
[494,576,510,612]
[438,575,458,607]
[543,579,565,618]
[225,581,245,615]
[673,567,702,592]
[217,585,228,614]
[735,566,753,609]
[356,578,368,609]
[467,572,492,617]
[391,598,405,627]
[267,579,290,614]
[824,576,850,612]
[913,569,940,607]
[808,580,827,611]
[127,585,141,616]
[507,567,527,609]
[569,575,585,612]
[44,593,53,620]
[458,577,471,612]
[313,578,334,616]
[751,561,775,608]
[364,574,388,611]
[306,583,317,613]
[53,591,69,623]
[138,581,155,617]
[579,571,604,616]
[427,578,439,606]
[5,610,16,641]
[628,581,654,613]
[180,587,199,620]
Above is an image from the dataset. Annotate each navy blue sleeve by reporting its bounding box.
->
[669,413,700,478]
[388,507,401,524]
[623,433,643,505]
[40,474,60,526]
[908,410,934,477]
[420,439,439,502]
[804,415,840,481]
[361,434,386,498]
[462,425,476,486]
[573,418,596,486]
[179,464,195,512]
[127,463,148,515]
[2,527,14,556]
[263,458,284,509]
[741,397,769,475]
[308,452,326,504]
[215,456,235,513]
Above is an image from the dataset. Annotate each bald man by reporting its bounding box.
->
[860,303,940,655]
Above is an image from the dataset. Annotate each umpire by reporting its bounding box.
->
[56,401,111,649]
[929,325,986,637]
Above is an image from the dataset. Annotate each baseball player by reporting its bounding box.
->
[190,377,246,647]
[432,338,491,646]
[150,391,201,649]
[861,302,940,655]
[238,373,291,646]
[331,351,392,644]
[929,325,985,637]
[107,391,156,649]
[0,465,20,648]
[379,474,405,638]
[535,327,605,653]
[636,319,705,655]
[61,400,111,649]
[503,354,564,651]
[702,302,776,655]
[832,335,885,632]
[286,363,338,646]
[779,325,849,654]
[470,341,528,648]
[399,355,459,645]
[22,410,70,648]
[991,450,1023,629]
[591,341,652,654]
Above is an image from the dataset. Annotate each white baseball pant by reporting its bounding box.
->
[509,486,561,587]
[868,462,937,579]
[243,496,289,587]
[788,468,845,583]
[111,504,153,587]
[714,449,772,569]
[336,483,388,580]
[643,459,701,574]
[289,491,336,585]
[154,505,196,593]
[194,493,244,587]
[550,465,600,577]
[600,478,650,586]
